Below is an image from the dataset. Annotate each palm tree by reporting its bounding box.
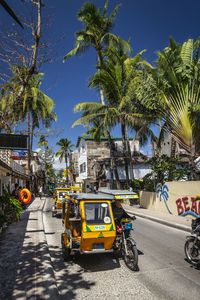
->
[63,0,120,105]
[72,102,121,189]
[136,37,200,179]
[90,38,151,183]
[82,116,108,142]
[56,139,75,184]
[1,66,57,178]
[38,135,49,149]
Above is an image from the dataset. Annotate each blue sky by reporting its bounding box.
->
[1,0,200,168]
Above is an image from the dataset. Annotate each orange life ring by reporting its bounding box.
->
[20,188,32,204]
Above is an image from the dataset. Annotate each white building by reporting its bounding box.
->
[76,136,152,188]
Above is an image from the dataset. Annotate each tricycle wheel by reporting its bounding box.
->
[61,236,71,261]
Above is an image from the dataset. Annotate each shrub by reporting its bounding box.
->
[0,190,22,228]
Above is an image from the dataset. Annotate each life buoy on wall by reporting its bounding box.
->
[20,188,32,204]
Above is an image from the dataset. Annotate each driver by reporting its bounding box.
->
[112,200,136,222]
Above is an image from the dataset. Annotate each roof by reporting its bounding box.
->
[76,135,135,148]
[63,192,114,202]
[98,188,138,196]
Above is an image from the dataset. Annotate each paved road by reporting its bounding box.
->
[43,198,200,300]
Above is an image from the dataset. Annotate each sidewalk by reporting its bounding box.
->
[123,204,192,232]
[0,197,58,300]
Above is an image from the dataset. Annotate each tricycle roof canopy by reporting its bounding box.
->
[98,189,139,199]
[63,193,114,202]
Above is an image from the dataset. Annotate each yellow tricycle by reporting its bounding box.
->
[52,187,69,217]
[61,191,138,271]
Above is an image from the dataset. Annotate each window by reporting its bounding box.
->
[80,162,86,173]
[84,202,111,225]
[58,192,68,199]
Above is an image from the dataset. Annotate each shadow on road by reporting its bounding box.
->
[47,245,97,299]
[0,211,29,299]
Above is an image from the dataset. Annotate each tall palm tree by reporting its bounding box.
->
[90,39,150,183]
[56,139,75,184]
[63,0,120,105]
[0,66,57,178]
[72,102,121,189]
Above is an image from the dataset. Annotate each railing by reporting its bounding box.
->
[0,149,11,166]
[11,160,26,174]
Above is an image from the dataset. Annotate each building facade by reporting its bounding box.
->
[76,136,152,189]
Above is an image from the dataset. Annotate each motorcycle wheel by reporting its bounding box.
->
[184,237,200,265]
[123,239,138,271]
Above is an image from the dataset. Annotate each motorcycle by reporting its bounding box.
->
[184,217,200,266]
[113,217,138,271]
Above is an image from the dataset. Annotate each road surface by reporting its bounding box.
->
[43,198,200,299]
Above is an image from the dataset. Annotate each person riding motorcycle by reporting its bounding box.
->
[112,200,136,244]
[112,200,136,222]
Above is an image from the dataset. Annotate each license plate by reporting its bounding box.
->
[93,243,104,249]
[94,225,106,230]
[125,223,132,229]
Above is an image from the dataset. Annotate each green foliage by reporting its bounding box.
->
[142,155,189,191]
[0,190,22,227]
[38,147,55,182]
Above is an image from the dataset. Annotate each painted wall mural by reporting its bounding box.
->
[157,184,173,214]
[176,197,200,218]
[157,183,200,217]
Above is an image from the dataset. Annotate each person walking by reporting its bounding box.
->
[39,185,43,200]
[129,186,134,206]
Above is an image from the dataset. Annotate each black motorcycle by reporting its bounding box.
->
[184,217,200,266]
[113,217,138,271]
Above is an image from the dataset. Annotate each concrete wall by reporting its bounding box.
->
[140,181,200,218]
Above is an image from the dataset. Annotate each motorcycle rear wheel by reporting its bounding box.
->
[184,237,200,265]
[123,239,138,271]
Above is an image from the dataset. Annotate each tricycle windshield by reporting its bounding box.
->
[84,202,112,225]
[58,192,68,199]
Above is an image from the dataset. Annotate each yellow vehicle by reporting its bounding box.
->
[61,193,116,257]
[61,191,138,270]
[52,188,69,217]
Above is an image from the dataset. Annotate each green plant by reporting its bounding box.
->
[0,190,22,227]
[142,155,189,191]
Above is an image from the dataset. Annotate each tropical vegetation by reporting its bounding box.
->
[64,0,121,105]
[56,138,75,184]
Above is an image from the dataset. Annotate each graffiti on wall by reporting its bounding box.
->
[157,184,173,214]
[176,197,200,218]
[157,183,200,217]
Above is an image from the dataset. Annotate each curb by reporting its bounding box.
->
[40,197,59,299]
[126,209,191,233]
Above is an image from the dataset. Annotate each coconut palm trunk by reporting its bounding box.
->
[121,121,129,186]
[65,154,69,185]
[27,107,31,189]
[30,122,34,153]
[125,123,134,180]
[107,130,121,189]
[96,49,105,105]
[188,145,196,181]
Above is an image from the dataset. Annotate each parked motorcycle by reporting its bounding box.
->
[184,217,200,266]
[113,217,138,271]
